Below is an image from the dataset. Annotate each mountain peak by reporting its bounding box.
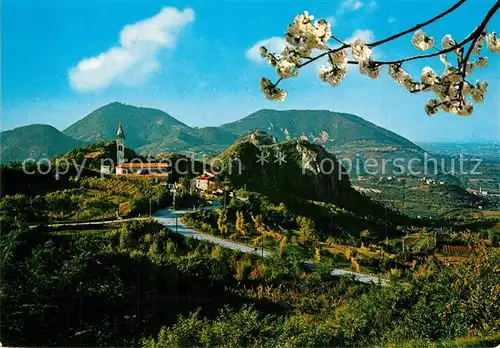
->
[63,103,189,148]
[221,109,421,151]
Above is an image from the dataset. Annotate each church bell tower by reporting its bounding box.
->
[116,121,125,166]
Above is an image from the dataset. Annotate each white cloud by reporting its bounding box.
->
[367,1,378,11]
[326,16,336,27]
[345,29,375,44]
[246,37,288,63]
[69,7,195,92]
[337,0,377,14]
[338,0,364,14]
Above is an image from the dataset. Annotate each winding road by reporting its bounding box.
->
[152,206,271,257]
[35,203,388,286]
[153,205,388,286]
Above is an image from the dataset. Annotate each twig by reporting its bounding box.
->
[331,35,346,45]
[369,0,468,48]
[274,0,499,89]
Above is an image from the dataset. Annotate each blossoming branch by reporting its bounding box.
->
[259,0,500,117]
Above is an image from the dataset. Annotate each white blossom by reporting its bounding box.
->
[285,12,316,57]
[455,101,474,116]
[465,62,474,75]
[274,47,301,78]
[409,82,425,92]
[442,66,463,83]
[474,57,488,68]
[276,59,298,78]
[472,80,488,102]
[260,77,287,102]
[359,59,381,79]
[421,67,439,85]
[425,99,439,116]
[486,32,500,53]
[440,100,453,113]
[431,79,453,100]
[471,91,484,103]
[462,81,474,96]
[476,80,488,93]
[388,64,414,90]
[351,38,372,62]
[439,54,450,66]
[455,47,464,64]
[314,19,332,49]
[285,12,333,57]
[319,64,347,86]
[441,34,456,49]
[472,34,485,55]
[328,50,348,69]
[260,46,277,67]
[412,30,435,51]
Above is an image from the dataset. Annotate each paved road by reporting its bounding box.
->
[34,203,387,286]
[152,207,271,257]
[30,217,147,228]
[153,206,387,286]
[330,268,389,286]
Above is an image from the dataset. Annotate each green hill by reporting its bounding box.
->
[220,109,430,176]
[214,130,353,204]
[5,105,433,170]
[0,124,85,163]
[63,105,425,158]
[59,141,143,170]
[211,131,412,236]
[221,109,423,151]
[188,127,238,146]
[63,102,189,149]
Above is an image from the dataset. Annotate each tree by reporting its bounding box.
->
[84,194,119,219]
[46,191,74,220]
[235,210,248,237]
[296,216,315,244]
[217,208,229,234]
[0,194,32,220]
[257,1,499,116]
[251,214,268,236]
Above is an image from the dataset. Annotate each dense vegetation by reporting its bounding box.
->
[1,132,499,347]
[0,167,171,223]
[1,217,498,347]
[58,140,143,169]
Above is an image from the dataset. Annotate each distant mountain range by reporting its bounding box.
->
[0,124,85,163]
[1,102,424,164]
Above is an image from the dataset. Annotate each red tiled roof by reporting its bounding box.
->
[197,175,211,180]
[116,163,170,168]
[120,173,169,178]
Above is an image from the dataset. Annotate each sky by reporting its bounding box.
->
[1,0,499,142]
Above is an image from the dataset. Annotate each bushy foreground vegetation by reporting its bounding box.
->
[0,173,170,223]
[1,216,498,347]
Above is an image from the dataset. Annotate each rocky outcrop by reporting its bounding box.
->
[215,132,353,203]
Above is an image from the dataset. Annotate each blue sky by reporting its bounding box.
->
[2,0,499,142]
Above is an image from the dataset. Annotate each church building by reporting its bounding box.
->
[113,122,170,178]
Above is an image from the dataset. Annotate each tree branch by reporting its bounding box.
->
[273,0,499,92]
[369,0,468,48]
[461,1,498,68]
[297,45,349,69]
